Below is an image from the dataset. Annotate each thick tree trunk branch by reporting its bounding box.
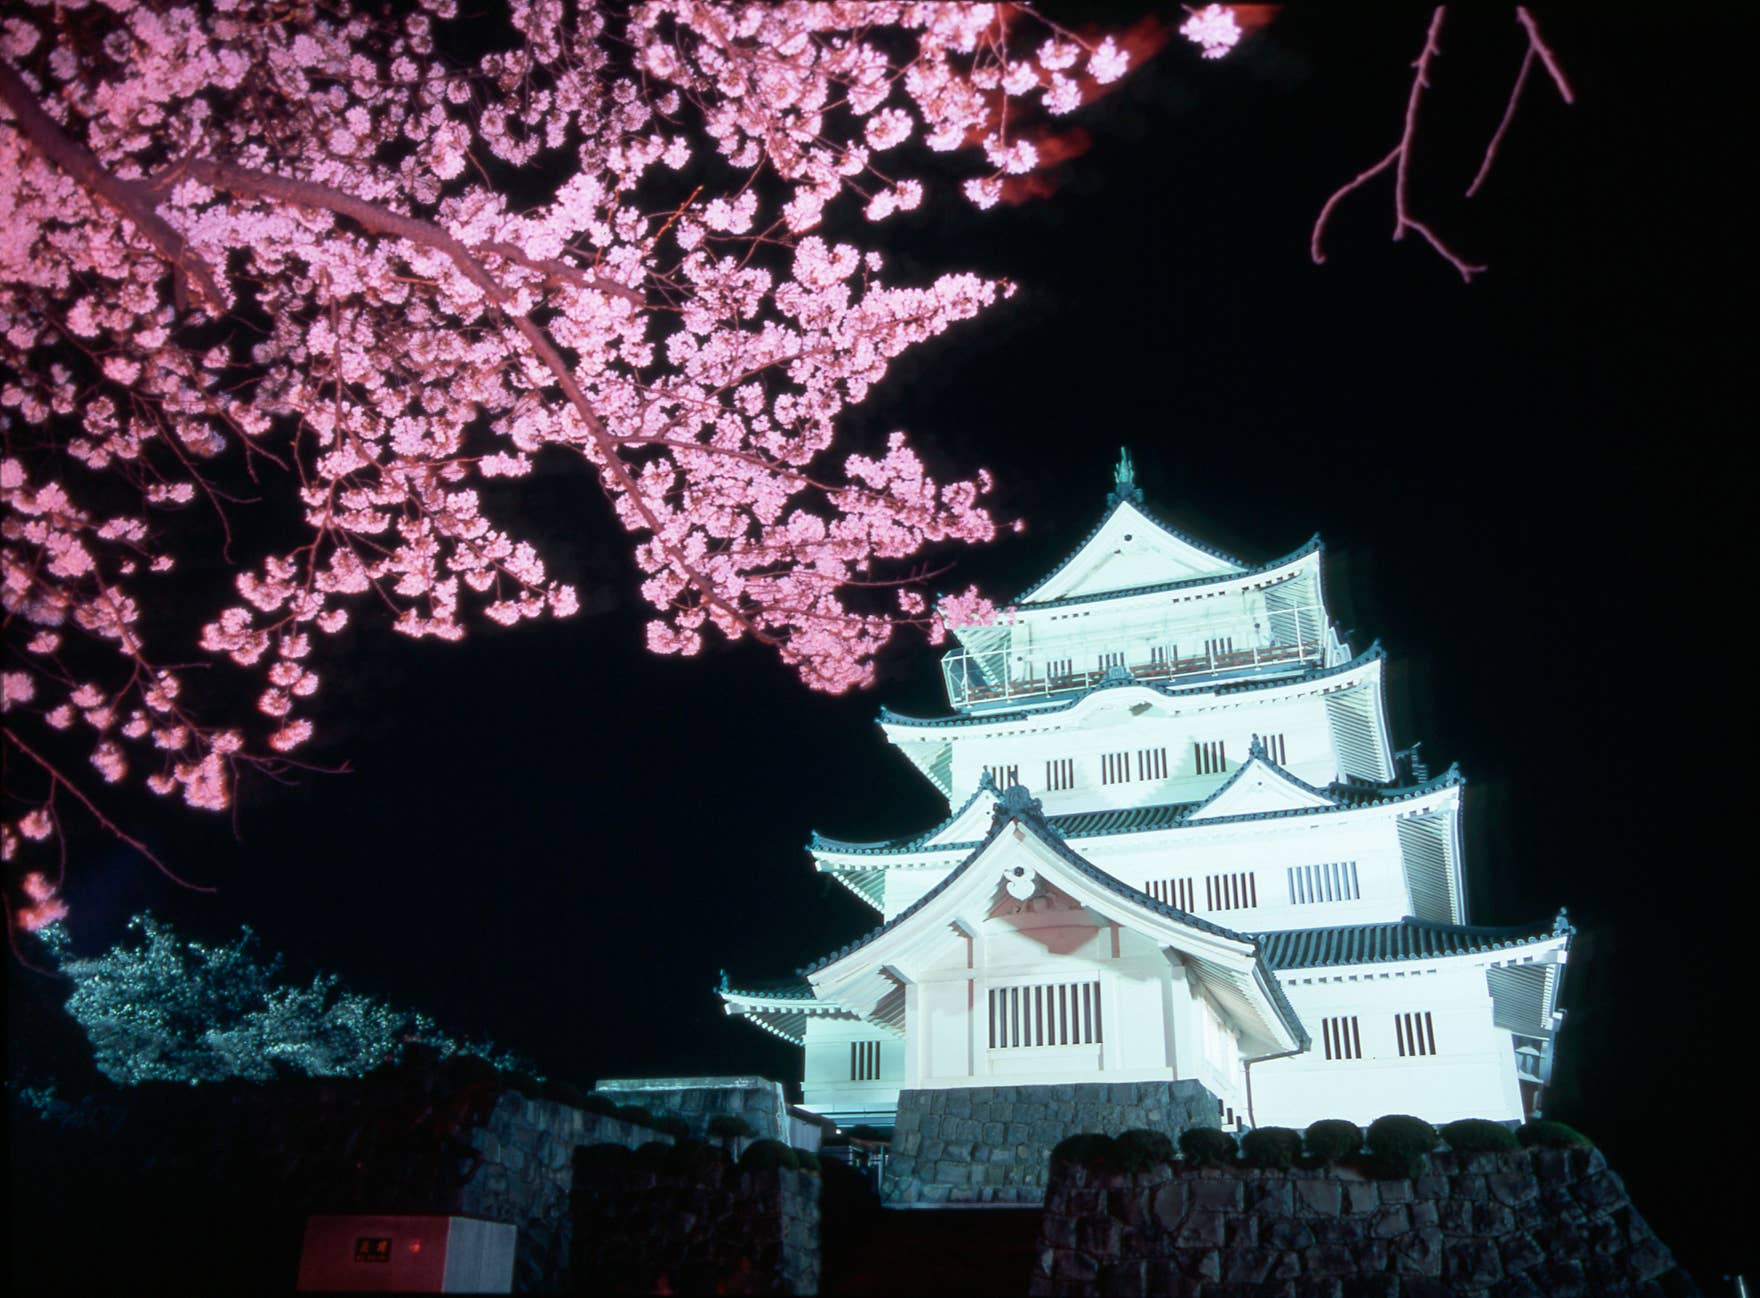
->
[0,61,224,311]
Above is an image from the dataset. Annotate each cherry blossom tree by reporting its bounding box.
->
[1,0,1137,918]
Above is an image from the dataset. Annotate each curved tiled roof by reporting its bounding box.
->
[810,765,1463,861]
[717,977,819,1003]
[809,772,998,856]
[881,642,1385,731]
[1019,533,1322,611]
[1258,914,1573,971]
[802,786,1259,976]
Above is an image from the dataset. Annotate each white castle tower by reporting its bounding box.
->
[719,452,1570,1143]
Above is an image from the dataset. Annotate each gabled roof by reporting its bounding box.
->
[810,765,1463,862]
[880,641,1386,732]
[1258,913,1574,972]
[1012,454,1250,607]
[809,772,999,858]
[1186,738,1341,822]
[715,975,859,1046]
[1016,533,1322,613]
[804,784,1309,1055]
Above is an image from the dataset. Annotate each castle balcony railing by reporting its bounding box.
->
[941,632,1330,712]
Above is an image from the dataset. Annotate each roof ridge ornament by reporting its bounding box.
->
[1106,446,1144,508]
[993,782,1044,824]
[1248,733,1269,762]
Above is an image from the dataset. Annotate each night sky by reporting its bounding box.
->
[10,7,1748,1284]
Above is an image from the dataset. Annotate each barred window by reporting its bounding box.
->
[1395,1012,1437,1058]
[1100,751,1130,784]
[1045,758,1076,791]
[1259,732,1288,764]
[1204,871,1258,911]
[1046,657,1073,679]
[1194,740,1227,776]
[850,1040,883,1081]
[1321,1016,1362,1061]
[1136,747,1168,780]
[986,764,1019,789]
[1097,651,1125,671]
[1146,877,1196,911]
[988,981,1101,1049]
[1287,862,1360,904]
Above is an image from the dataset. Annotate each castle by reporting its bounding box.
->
[719,452,1570,1148]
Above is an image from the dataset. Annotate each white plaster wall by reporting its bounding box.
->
[1251,965,1523,1129]
[801,1016,904,1121]
[947,691,1340,816]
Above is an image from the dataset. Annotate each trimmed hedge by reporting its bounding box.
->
[652,1115,690,1139]
[1441,1118,1519,1153]
[1178,1127,1237,1167]
[1518,1119,1593,1149]
[1303,1119,1363,1165]
[1367,1114,1438,1178]
[1051,1133,1116,1168]
[1113,1129,1175,1172]
[708,1114,755,1141]
[738,1139,800,1172]
[578,1094,620,1119]
[538,1078,587,1107]
[1240,1126,1303,1169]
[615,1104,654,1128]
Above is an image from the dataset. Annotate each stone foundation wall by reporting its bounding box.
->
[457,1093,670,1293]
[1030,1147,1700,1297]
[571,1157,820,1296]
[886,1082,1220,1205]
[594,1076,790,1142]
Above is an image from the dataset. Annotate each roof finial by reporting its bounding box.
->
[718,968,730,992]
[1106,447,1144,508]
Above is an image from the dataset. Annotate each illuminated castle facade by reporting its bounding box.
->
[719,453,1570,1135]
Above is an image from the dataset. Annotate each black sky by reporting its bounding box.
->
[11,7,1749,1284]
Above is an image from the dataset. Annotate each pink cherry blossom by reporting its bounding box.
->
[0,0,1139,902]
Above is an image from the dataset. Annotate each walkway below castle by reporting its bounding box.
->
[822,1204,1043,1296]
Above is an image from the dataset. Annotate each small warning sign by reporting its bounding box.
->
[353,1237,392,1264]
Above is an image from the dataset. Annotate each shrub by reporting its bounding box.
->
[738,1139,801,1172]
[498,1070,543,1098]
[708,1114,755,1141]
[653,1115,691,1140]
[1441,1118,1518,1153]
[1050,1133,1116,1169]
[1304,1119,1363,1165]
[1112,1129,1175,1172]
[794,1150,822,1173]
[579,1094,620,1118]
[1366,1115,1438,1178]
[538,1078,587,1107]
[1517,1119,1592,1149]
[572,1142,634,1182]
[633,1140,680,1170]
[1240,1126,1303,1169]
[615,1104,655,1128]
[1178,1127,1237,1167]
[442,1053,500,1089]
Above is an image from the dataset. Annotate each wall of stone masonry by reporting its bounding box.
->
[456,1092,671,1293]
[571,1156,820,1296]
[886,1081,1220,1205]
[593,1076,790,1143]
[1030,1147,1700,1297]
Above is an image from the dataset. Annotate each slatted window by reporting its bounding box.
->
[988,981,1102,1049]
[986,764,1019,789]
[1047,657,1073,679]
[1136,747,1168,780]
[1321,1016,1362,1061]
[1204,871,1258,911]
[1260,732,1288,764]
[1100,751,1130,785]
[1194,740,1227,775]
[1149,645,1175,665]
[1146,877,1196,910]
[1287,861,1360,904]
[850,1040,883,1081]
[1097,651,1125,671]
[1045,758,1076,791]
[1395,1012,1437,1058]
[1204,636,1234,658]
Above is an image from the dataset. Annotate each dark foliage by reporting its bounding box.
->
[1366,1114,1438,1178]
[1240,1126,1303,1169]
[1517,1119,1593,1149]
[1050,1132,1116,1168]
[1303,1119,1364,1165]
[1441,1118,1519,1152]
[1111,1128,1176,1172]
[1178,1126,1237,1167]
[707,1113,755,1140]
[538,1077,587,1107]
[737,1138,800,1171]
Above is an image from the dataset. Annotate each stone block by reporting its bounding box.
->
[1306,1243,1356,1277]
[1453,1174,1487,1201]
[1488,1172,1538,1207]
[1342,1180,1378,1215]
[1182,1249,1222,1282]
[1391,1226,1444,1278]
[1352,1240,1389,1273]
[1263,1218,1314,1251]
[1408,1199,1439,1230]
[1443,1238,1503,1286]
[1191,1178,1243,1212]
[1294,1179,1342,1216]
[1245,1179,1294,1215]
[1369,1204,1411,1238]
[982,1121,1006,1146]
[1079,1216,1124,1255]
[1221,1248,1273,1285]
[1174,1210,1224,1249]
[1376,1178,1413,1204]
[1499,1230,1544,1273]
[1150,1182,1188,1231]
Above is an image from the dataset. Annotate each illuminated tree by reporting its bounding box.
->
[1,0,1134,907]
